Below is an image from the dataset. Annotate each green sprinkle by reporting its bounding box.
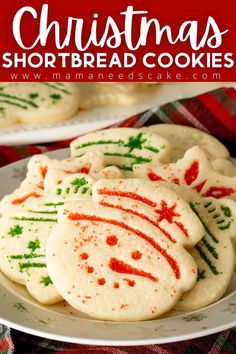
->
[57,189,62,195]
[9,253,44,260]
[218,222,231,230]
[40,276,53,287]
[71,177,88,189]
[195,245,221,275]
[29,92,39,99]
[221,206,232,218]
[13,217,57,223]
[29,210,57,215]
[45,202,64,207]
[124,133,147,152]
[19,262,47,273]
[82,187,89,194]
[201,237,218,259]
[8,224,23,237]
[27,239,40,252]
[50,93,61,100]
[197,269,206,281]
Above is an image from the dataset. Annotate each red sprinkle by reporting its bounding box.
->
[155,200,180,223]
[97,188,156,207]
[131,251,142,260]
[171,178,180,185]
[184,160,199,185]
[109,258,157,282]
[106,235,118,246]
[123,278,136,287]
[113,282,120,289]
[40,166,48,178]
[12,192,42,205]
[202,186,236,199]
[98,278,106,285]
[86,266,94,273]
[194,180,206,193]
[147,171,166,182]
[68,213,180,279]
[80,253,89,260]
[79,165,91,174]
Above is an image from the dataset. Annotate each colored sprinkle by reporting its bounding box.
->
[113,282,120,289]
[221,206,232,218]
[106,235,118,246]
[40,276,53,287]
[80,253,89,260]
[195,245,220,275]
[86,266,94,273]
[98,278,106,285]
[131,251,142,260]
[13,217,57,222]
[19,262,47,272]
[27,239,40,252]
[9,253,44,260]
[8,224,23,237]
[109,258,157,282]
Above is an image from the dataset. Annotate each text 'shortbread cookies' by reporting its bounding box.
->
[70,128,171,172]
[0,82,80,127]
[142,124,230,162]
[133,146,236,200]
[46,179,204,321]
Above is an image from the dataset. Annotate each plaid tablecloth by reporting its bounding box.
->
[0,87,236,354]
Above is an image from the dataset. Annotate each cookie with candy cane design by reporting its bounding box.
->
[70,128,171,173]
[133,146,236,200]
[0,151,105,214]
[142,124,230,162]
[0,173,95,305]
[46,179,203,321]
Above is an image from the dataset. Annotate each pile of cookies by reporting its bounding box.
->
[0,126,235,321]
[0,82,158,128]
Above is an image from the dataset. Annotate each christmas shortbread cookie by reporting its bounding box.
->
[142,124,230,162]
[46,179,203,321]
[133,146,236,200]
[0,173,95,305]
[70,128,171,173]
[0,151,105,214]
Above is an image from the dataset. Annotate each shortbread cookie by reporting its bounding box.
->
[46,179,203,321]
[134,146,236,200]
[70,128,171,172]
[0,151,105,214]
[142,124,230,162]
[0,173,94,304]
[0,210,61,305]
[212,159,236,177]
[0,82,80,127]
[171,187,236,310]
[78,83,154,109]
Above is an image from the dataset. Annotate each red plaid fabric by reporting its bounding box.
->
[0,86,235,353]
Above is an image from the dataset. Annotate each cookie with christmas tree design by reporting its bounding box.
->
[70,128,171,173]
[46,179,203,321]
[0,173,95,305]
[0,151,105,214]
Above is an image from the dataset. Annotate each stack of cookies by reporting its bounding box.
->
[0,126,235,321]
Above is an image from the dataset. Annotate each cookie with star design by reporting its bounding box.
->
[46,179,203,321]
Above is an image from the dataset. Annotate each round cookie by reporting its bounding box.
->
[212,159,236,177]
[78,83,156,109]
[142,124,230,162]
[0,82,80,126]
[46,179,204,321]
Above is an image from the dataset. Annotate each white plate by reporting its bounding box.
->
[0,82,235,146]
[0,148,236,346]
